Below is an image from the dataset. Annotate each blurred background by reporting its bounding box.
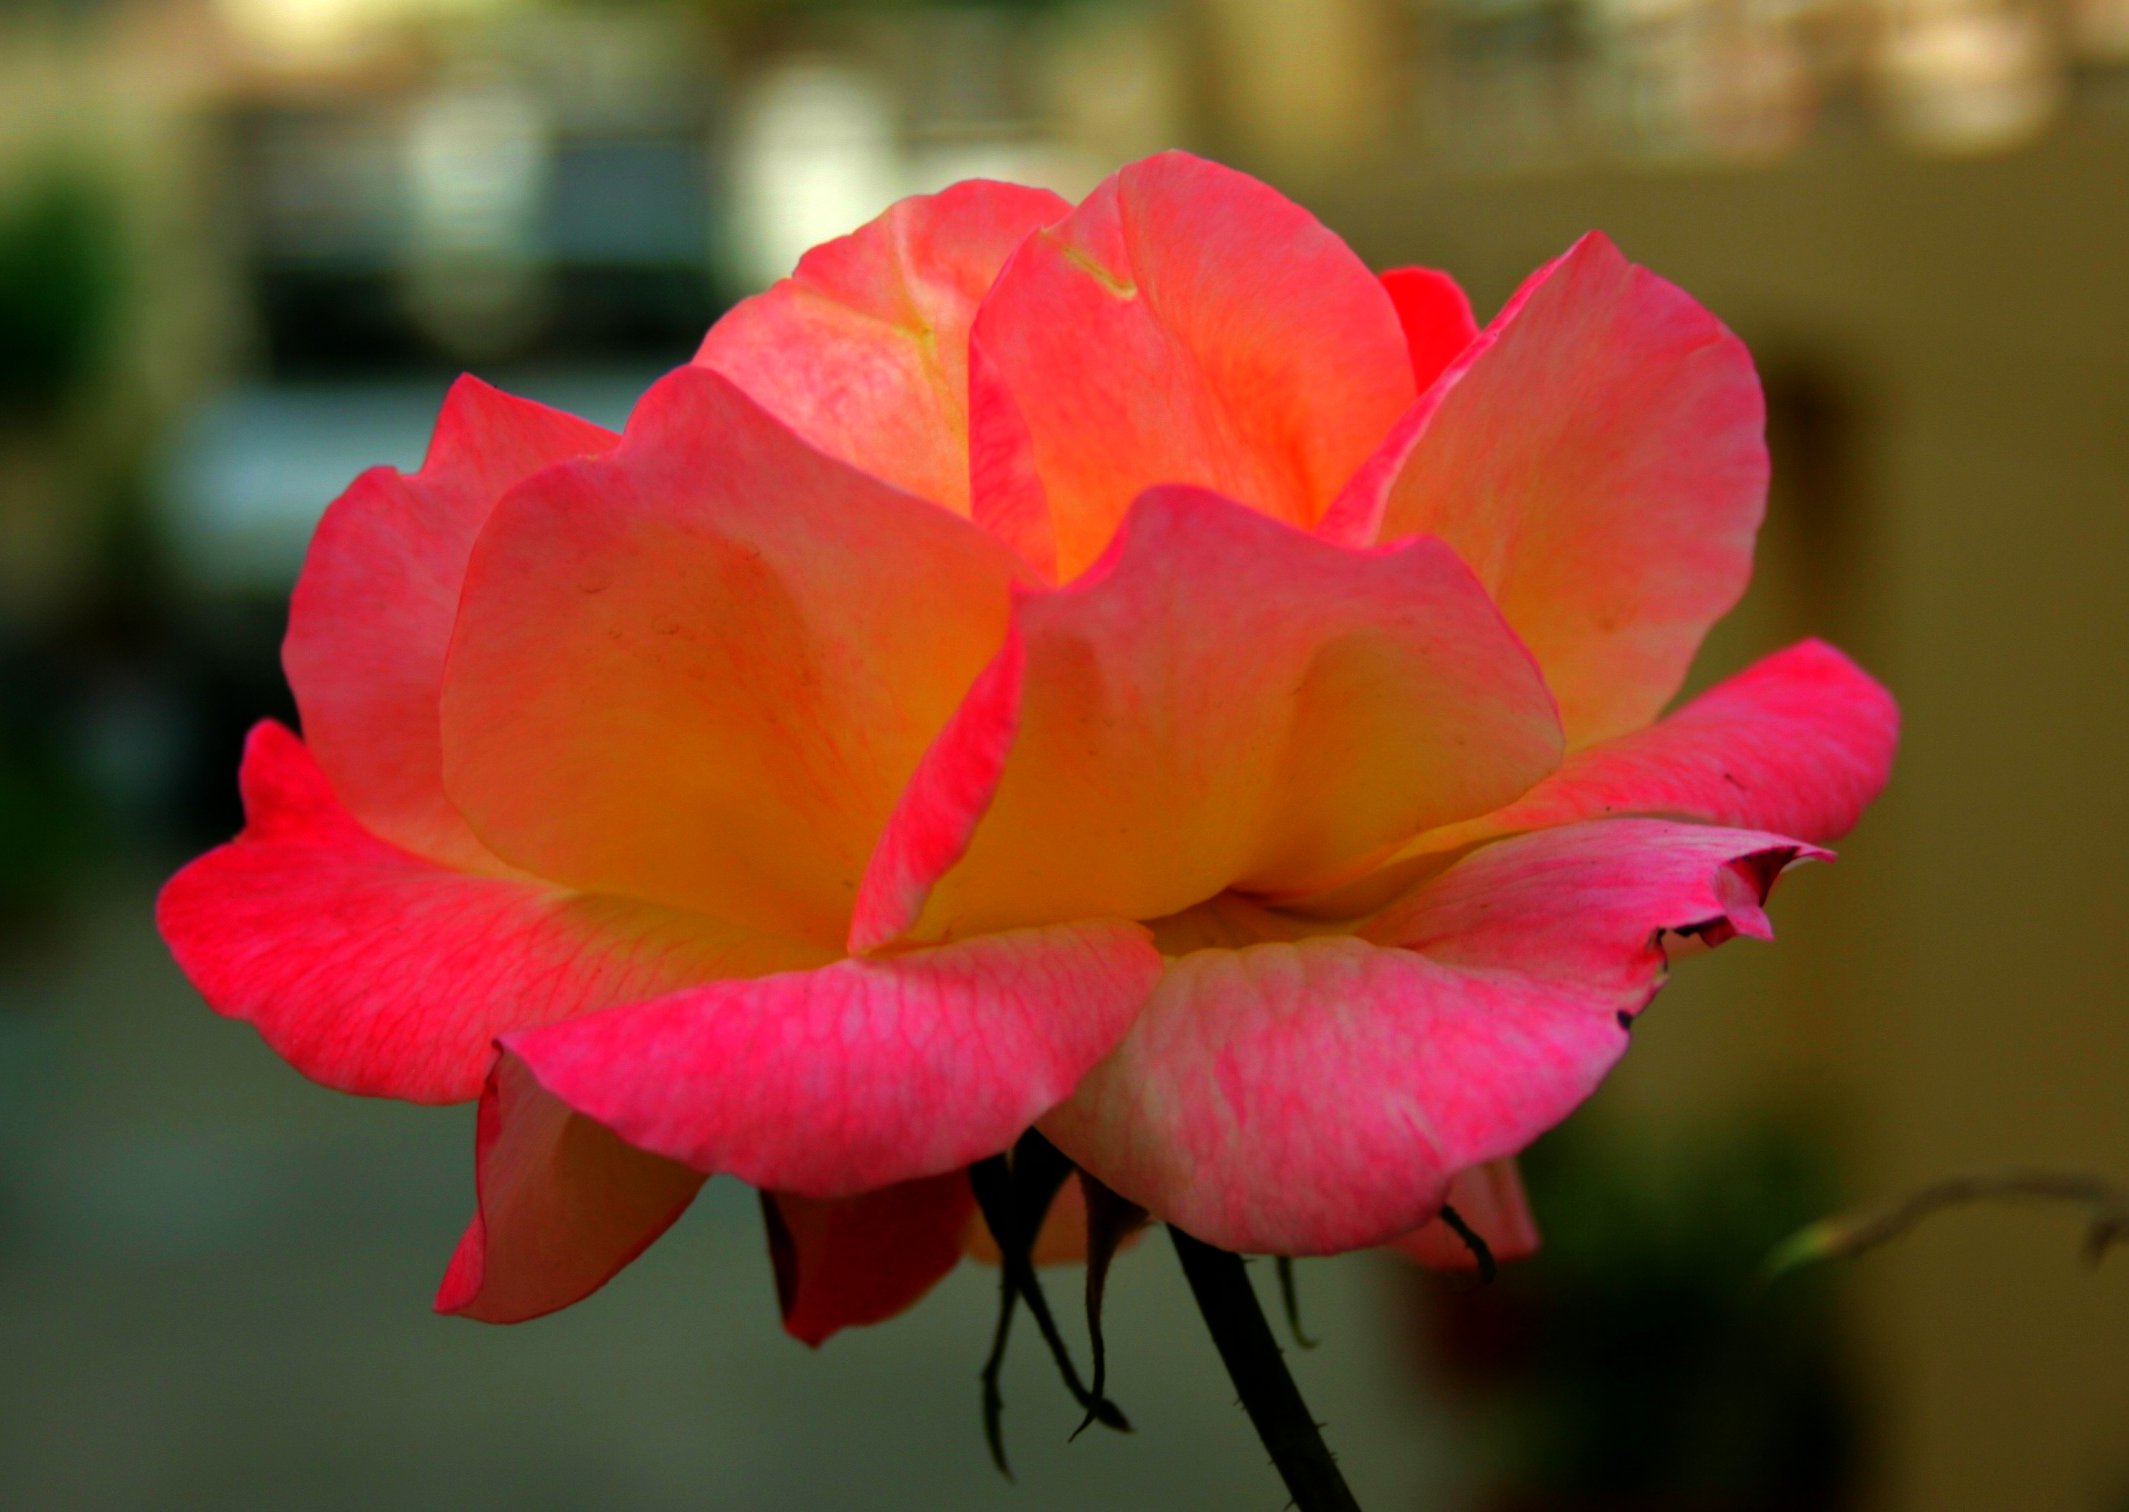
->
[2,0,2125,1507]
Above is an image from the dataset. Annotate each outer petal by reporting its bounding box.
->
[695,181,1069,515]
[1393,638,1899,865]
[969,151,1416,580]
[284,377,616,870]
[1390,1159,1542,1271]
[1379,267,1480,394]
[156,722,829,1104]
[437,1054,704,1324]
[763,1175,976,1345]
[440,366,1031,949]
[1344,233,1767,746]
[505,920,1164,1199]
[850,488,1565,949]
[1041,820,1824,1255]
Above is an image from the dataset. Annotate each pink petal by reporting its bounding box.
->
[1342,233,1767,746]
[1379,267,1480,393]
[440,366,1031,949]
[436,1054,704,1323]
[1365,817,1829,962]
[505,920,1163,1198]
[968,152,1416,580]
[696,180,1068,515]
[1398,638,1899,864]
[156,722,830,1104]
[284,377,616,870]
[763,1175,976,1346]
[1389,1159,1541,1271]
[1042,819,1823,1255]
[850,488,1565,950]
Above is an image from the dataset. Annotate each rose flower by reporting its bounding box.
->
[159,153,1896,1342]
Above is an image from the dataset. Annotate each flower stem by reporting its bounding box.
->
[1168,1226,1363,1512]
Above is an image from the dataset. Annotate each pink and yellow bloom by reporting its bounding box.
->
[159,153,1896,1341]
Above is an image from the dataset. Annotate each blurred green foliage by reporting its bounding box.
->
[698,0,1079,31]
[0,161,125,421]
[0,643,100,924]
[0,159,130,923]
[1432,1117,1861,1512]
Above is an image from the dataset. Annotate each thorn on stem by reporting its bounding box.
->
[1169,1225,1363,1511]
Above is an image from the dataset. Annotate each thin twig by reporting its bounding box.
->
[1764,1167,2129,1282]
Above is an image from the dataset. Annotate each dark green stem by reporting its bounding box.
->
[1168,1226,1363,1512]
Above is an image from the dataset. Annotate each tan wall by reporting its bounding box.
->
[1316,121,2129,1512]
